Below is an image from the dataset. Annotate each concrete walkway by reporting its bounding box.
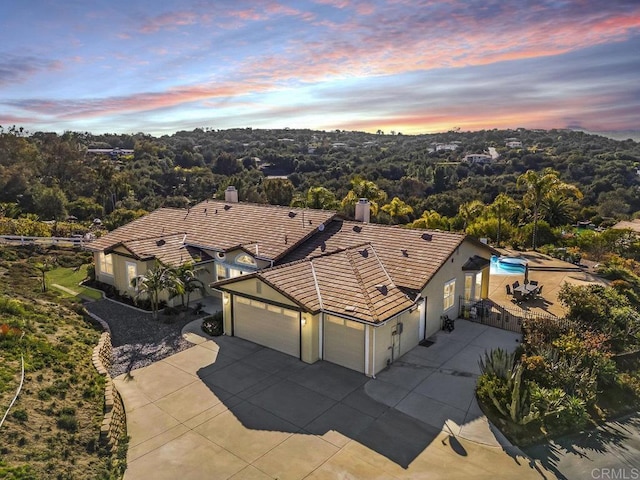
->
[115,319,554,479]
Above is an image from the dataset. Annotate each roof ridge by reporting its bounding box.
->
[307,241,373,261]
[368,244,402,292]
[309,261,324,311]
[259,256,311,273]
[194,198,338,214]
[122,231,187,244]
[345,248,379,322]
[340,219,463,236]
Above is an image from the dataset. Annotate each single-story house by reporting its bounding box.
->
[89,187,494,376]
[463,154,493,164]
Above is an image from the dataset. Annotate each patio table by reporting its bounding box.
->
[514,284,538,298]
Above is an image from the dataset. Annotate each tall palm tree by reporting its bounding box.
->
[381,197,414,224]
[458,200,485,230]
[131,262,179,320]
[489,193,518,247]
[517,168,582,250]
[341,177,387,216]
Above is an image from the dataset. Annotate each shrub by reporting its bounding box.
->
[0,297,26,316]
[546,395,589,432]
[57,413,78,432]
[85,264,95,282]
[202,311,223,336]
[11,409,28,422]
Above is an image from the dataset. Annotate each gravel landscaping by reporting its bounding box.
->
[85,299,205,377]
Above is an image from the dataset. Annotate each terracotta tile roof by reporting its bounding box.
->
[280,219,483,292]
[107,233,209,267]
[89,200,337,262]
[216,244,414,324]
[612,219,640,233]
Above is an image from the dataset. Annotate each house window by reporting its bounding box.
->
[99,253,113,276]
[235,254,257,267]
[125,262,137,288]
[475,272,482,301]
[443,279,456,311]
[464,274,473,301]
[216,263,227,281]
[229,268,243,278]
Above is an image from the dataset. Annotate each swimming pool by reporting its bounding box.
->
[490,255,527,275]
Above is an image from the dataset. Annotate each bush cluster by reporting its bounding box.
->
[201,311,223,336]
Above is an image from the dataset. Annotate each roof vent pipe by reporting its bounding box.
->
[354,198,370,223]
[225,186,239,203]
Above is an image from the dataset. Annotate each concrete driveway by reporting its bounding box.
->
[114,319,554,479]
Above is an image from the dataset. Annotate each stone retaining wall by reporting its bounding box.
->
[91,330,126,453]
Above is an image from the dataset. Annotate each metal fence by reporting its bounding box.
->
[458,296,558,334]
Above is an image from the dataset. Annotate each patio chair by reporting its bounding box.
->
[505,284,512,295]
[513,290,524,304]
[513,280,520,289]
[529,280,538,286]
[536,285,543,297]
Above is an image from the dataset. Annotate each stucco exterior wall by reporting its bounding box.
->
[300,312,319,364]
[218,278,299,308]
[420,240,491,338]
[373,320,394,375]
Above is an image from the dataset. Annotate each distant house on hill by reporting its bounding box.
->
[611,219,640,235]
[464,154,493,164]
[505,138,523,148]
[430,142,460,152]
[86,148,134,158]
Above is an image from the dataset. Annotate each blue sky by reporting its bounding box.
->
[1,0,639,135]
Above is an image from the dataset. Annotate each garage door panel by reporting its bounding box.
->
[324,315,365,373]
[234,297,300,357]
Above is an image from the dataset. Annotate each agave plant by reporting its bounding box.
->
[478,348,516,380]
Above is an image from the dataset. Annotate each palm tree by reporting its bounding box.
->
[131,262,179,320]
[489,193,518,247]
[542,193,575,227]
[381,197,413,224]
[409,210,450,230]
[458,200,485,230]
[517,168,582,250]
[341,177,387,216]
[170,262,205,309]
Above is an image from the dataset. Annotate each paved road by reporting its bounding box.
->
[524,413,640,480]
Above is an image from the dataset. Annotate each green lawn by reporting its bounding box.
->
[47,265,103,301]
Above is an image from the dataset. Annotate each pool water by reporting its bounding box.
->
[490,255,527,275]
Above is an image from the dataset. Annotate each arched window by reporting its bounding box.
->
[235,254,257,267]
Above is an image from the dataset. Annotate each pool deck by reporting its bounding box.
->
[488,249,608,318]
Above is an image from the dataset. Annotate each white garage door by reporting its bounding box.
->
[324,315,365,373]
[234,296,300,357]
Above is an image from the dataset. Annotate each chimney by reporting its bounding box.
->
[354,198,370,223]
[225,186,238,203]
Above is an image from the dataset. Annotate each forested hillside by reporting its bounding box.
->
[1,126,639,245]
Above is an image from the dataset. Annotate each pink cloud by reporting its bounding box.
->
[140,11,199,33]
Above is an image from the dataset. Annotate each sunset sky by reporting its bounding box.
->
[1,0,639,136]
